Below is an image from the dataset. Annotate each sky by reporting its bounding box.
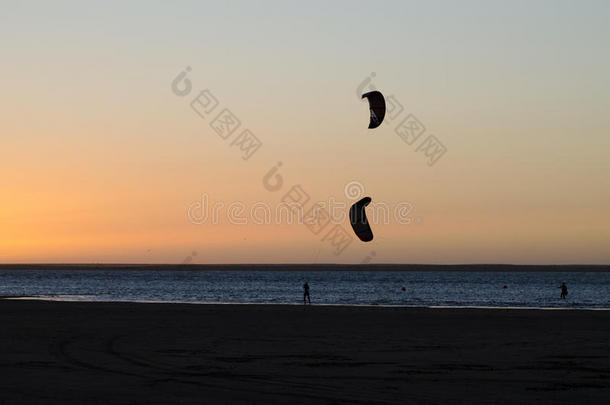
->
[1,0,609,264]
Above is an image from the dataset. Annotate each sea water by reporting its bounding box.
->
[1,269,609,309]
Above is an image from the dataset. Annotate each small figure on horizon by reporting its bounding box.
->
[303,282,311,305]
[560,282,568,299]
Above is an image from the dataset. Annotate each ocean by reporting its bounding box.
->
[1,267,610,309]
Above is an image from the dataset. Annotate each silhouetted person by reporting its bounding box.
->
[303,282,311,305]
[560,282,568,299]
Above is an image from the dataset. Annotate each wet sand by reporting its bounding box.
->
[0,300,609,404]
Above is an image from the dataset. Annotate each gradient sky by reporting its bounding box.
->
[1,0,609,264]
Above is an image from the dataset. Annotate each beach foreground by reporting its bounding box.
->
[0,301,609,404]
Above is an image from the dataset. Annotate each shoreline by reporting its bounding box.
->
[3,295,610,310]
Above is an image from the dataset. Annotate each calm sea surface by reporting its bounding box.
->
[1,270,610,309]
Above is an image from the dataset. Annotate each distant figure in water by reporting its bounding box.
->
[560,282,568,299]
[303,282,311,305]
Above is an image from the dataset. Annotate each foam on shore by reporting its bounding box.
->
[4,295,609,310]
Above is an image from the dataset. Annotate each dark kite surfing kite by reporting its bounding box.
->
[350,196,374,242]
[362,91,386,129]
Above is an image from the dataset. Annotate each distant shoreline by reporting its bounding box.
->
[1,263,609,272]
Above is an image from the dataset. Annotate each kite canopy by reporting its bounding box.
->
[362,91,386,129]
[350,196,374,242]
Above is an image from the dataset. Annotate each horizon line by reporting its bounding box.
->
[1,263,609,271]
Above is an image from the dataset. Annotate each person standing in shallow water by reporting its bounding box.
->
[303,282,311,305]
[560,282,568,299]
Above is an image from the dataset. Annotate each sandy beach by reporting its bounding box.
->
[0,300,609,404]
